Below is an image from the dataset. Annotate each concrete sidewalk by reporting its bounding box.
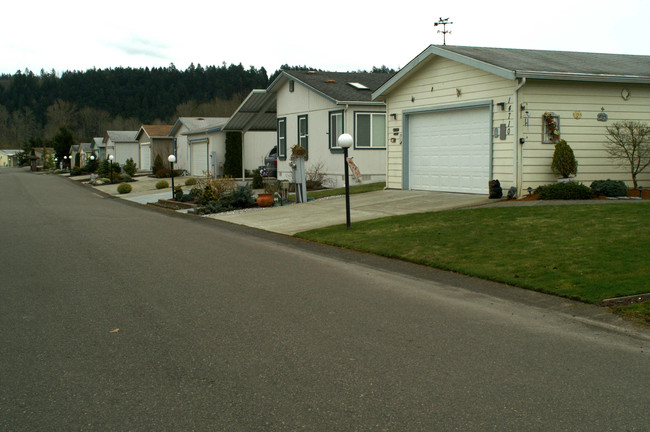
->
[205,190,491,235]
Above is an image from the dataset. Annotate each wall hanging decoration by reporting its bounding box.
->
[542,112,560,143]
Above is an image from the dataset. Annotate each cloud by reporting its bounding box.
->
[106,35,170,61]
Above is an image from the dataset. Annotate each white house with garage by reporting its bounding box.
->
[263,70,392,188]
[372,45,650,195]
[136,125,173,171]
[103,130,139,166]
[169,117,230,176]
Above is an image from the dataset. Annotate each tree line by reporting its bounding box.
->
[0,63,395,151]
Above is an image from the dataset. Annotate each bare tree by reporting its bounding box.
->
[44,99,77,139]
[604,121,650,189]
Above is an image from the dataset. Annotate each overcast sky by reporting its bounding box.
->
[2,0,649,76]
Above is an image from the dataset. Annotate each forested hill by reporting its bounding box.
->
[0,63,269,147]
[0,63,395,149]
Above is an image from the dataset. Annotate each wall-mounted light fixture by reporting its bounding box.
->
[390,113,397,120]
[496,102,506,111]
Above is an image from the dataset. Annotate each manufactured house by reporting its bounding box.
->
[104,131,139,166]
[372,45,650,195]
[257,70,392,188]
[136,125,173,171]
[0,149,21,167]
[169,117,229,176]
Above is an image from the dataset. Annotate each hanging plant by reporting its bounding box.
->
[543,112,560,142]
[291,144,307,158]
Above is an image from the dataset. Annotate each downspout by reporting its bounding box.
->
[513,77,527,193]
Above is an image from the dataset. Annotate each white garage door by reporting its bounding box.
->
[116,143,140,167]
[140,144,151,171]
[191,142,208,176]
[408,106,490,194]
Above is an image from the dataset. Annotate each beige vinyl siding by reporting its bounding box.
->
[519,81,650,190]
[384,56,515,190]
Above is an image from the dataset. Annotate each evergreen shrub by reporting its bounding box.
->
[535,182,594,200]
[117,183,132,194]
[551,139,578,178]
[590,179,628,197]
[156,180,169,189]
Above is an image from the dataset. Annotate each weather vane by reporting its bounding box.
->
[434,17,453,45]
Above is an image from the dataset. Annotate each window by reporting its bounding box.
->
[277,117,287,159]
[329,110,344,149]
[298,115,308,158]
[355,112,386,148]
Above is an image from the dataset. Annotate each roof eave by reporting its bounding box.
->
[372,45,516,100]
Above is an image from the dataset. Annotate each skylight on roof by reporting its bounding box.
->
[348,82,369,90]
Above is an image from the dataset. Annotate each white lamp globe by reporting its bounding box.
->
[337,133,353,149]
[168,155,176,163]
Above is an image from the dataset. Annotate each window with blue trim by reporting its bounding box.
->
[355,113,386,148]
[277,117,287,159]
[329,111,344,149]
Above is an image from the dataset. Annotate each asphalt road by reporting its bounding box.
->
[1,168,648,431]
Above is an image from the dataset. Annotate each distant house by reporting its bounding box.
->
[0,149,21,167]
[92,137,105,160]
[136,125,173,171]
[78,142,94,167]
[169,117,230,176]
[31,147,55,167]
[69,144,80,167]
[103,131,138,166]
[265,70,392,188]
[372,45,650,195]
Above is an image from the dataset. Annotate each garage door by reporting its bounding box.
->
[191,142,208,176]
[408,106,490,194]
[140,144,151,171]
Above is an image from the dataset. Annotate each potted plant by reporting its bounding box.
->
[551,139,578,181]
[291,144,307,159]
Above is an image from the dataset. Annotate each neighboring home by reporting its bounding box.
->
[69,144,80,167]
[78,142,94,167]
[0,149,22,167]
[222,89,279,177]
[262,70,392,188]
[103,131,139,166]
[169,117,229,176]
[31,147,55,167]
[372,45,650,195]
[93,137,106,161]
[135,125,173,172]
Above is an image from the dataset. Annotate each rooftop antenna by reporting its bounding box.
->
[434,17,453,45]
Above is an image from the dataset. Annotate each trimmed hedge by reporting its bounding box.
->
[535,182,595,200]
[117,183,132,194]
[590,179,628,197]
[155,180,170,189]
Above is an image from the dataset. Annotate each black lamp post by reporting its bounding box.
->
[168,155,176,200]
[108,154,114,183]
[337,133,353,229]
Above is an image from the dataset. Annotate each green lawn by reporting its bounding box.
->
[296,203,650,308]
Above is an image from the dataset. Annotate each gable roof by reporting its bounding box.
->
[373,45,650,99]
[169,117,230,136]
[79,143,93,153]
[136,124,174,140]
[93,137,104,148]
[269,70,392,105]
[104,130,138,144]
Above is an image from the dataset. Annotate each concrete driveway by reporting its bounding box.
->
[206,190,491,235]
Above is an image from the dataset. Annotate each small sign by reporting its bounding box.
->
[347,158,361,180]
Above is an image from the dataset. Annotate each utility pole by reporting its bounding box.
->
[434,17,453,45]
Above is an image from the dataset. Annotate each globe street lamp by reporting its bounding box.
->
[168,155,176,200]
[337,133,353,229]
[108,154,114,183]
[63,156,68,171]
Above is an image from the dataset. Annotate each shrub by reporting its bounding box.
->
[590,179,628,197]
[123,157,137,176]
[117,183,132,194]
[185,177,197,186]
[173,186,184,201]
[551,139,578,178]
[156,180,169,189]
[535,182,594,200]
[201,185,218,204]
[154,168,181,178]
[152,154,164,175]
